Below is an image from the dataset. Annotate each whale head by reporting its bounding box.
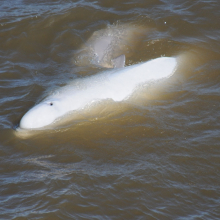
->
[19,99,64,129]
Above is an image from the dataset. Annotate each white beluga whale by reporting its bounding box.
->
[19,57,177,130]
[74,23,147,68]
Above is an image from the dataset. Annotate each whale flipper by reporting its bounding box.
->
[112,54,125,68]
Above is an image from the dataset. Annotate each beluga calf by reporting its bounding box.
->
[19,57,177,130]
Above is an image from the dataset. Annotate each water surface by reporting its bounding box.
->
[0,0,220,219]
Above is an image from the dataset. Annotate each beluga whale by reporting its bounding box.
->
[19,57,177,130]
[74,23,147,68]
[18,23,178,130]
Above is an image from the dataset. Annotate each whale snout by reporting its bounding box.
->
[20,101,61,129]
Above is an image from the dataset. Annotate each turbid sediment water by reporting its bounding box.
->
[0,0,220,219]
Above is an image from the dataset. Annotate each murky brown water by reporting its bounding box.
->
[1,0,220,219]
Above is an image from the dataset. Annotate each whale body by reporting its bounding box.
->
[19,57,177,129]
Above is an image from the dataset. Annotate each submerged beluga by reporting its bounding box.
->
[74,23,147,68]
[19,24,178,130]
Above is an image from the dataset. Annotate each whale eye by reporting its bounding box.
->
[50,102,53,106]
